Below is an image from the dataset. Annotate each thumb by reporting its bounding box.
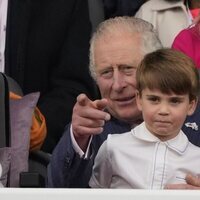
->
[76,93,91,106]
[186,174,200,187]
[93,98,111,121]
[93,98,108,110]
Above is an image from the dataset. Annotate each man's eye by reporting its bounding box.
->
[101,70,113,78]
[122,66,136,74]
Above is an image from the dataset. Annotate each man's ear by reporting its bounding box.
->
[136,90,142,111]
[187,98,198,116]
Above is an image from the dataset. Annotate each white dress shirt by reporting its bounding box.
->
[0,0,8,72]
[90,122,200,189]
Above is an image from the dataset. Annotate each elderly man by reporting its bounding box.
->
[47,16,200,188]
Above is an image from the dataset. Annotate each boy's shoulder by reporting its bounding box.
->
[107,131,132,142]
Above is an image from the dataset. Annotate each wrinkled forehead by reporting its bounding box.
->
[95,30,141,45]
[94,32,143,67]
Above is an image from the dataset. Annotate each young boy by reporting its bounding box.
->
[89,48,200,189]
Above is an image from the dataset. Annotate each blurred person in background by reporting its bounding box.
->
[172,12,200,68]
[135,0,200,47]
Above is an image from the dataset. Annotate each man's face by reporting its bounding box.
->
[94,33,143,124]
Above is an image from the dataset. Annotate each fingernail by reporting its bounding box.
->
[105,114,111,121]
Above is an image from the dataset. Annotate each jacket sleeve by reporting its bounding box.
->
[47,124,95,188]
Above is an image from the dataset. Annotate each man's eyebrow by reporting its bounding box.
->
[97,66,113,73]
[118,64,137,68]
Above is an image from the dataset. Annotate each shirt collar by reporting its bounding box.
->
[131,122,189,155]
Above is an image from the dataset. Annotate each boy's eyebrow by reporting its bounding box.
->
[145,94,187,98]
[145,94,160,99]
[169,96,186,100]
[170,96,184,98]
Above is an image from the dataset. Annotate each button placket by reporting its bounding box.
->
[151,142,167,189]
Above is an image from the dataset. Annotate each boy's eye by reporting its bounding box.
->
[170,98,182,104]
[147,96,160,104]
[147,96,159,103]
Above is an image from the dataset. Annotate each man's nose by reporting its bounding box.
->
[112,71,126,92]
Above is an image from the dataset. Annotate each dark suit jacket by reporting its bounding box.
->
[5,0,97,152]
[47,102,200,188]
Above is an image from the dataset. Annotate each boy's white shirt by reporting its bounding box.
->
[89,122,200,189]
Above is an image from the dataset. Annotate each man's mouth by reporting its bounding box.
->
[114,95,135,106]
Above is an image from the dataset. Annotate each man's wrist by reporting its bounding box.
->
[70,124,93,158]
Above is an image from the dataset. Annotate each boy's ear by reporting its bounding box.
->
[187,98,198,116]
[136,90,142,111]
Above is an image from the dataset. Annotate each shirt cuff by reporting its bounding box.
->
[70,124,93,159]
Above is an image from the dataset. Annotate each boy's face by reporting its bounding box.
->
[136,88,197,141]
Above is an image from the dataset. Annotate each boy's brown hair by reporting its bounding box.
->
[136,48,200,101]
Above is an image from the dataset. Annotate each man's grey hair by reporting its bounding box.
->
[89,16,162,80]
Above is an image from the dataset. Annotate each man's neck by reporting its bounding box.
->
[119,116,143,128]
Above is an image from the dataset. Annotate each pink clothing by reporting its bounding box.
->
[172,26,200,69]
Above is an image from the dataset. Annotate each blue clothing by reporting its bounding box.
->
[47,103,200,188]
[183,103,200,147]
